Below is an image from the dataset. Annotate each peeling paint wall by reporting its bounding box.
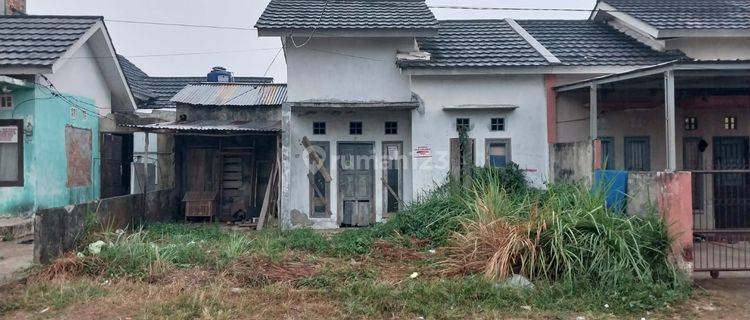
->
[32,89,100,211]
[0,88,100,217]
[288,109,412,229]
[550,141,593,183]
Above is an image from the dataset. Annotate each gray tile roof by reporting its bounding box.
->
[171,83,287,107]
[517,20,684,66]
[401,20,548,68]
[602,0,750,30]
[402,19,683,69]
[0,15,101,68]
[256,0,438,31]
[118,55,274,109]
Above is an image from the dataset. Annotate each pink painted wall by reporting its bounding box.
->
[656,171,694,263]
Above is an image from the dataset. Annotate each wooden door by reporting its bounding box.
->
[339,143,374,227]
[221,150,255,219]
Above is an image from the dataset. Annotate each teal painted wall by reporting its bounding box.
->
[0,86,100,217]
[33,89,100,211]
[0,87,36,216]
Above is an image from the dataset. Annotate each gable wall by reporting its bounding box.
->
[284,37,416,103]
[665,37,750,60]
[45,41,113,115]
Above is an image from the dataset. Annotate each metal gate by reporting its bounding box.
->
[691,137,750,276]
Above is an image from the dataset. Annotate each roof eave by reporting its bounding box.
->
[401,65,654,76]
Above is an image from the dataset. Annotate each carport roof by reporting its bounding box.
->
[555,60,750,92]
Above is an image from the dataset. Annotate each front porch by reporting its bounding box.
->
[555,61,750,274]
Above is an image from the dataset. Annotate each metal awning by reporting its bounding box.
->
[128,120,281,134]
[556,60,750,92]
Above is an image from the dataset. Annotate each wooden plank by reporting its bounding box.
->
[301,136,332,183]
[257,156,278,231]
[381,176,405,207]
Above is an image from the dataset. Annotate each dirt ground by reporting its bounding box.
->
[0,237,33,285]
[678,272,750,320]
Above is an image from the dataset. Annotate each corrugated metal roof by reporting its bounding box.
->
[117,55,275,109]
[170,83,287,107]
[131,120,281,133]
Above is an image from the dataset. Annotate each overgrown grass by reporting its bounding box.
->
[6,163,693,319]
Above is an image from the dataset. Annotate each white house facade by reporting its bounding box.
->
[256,0,739,230]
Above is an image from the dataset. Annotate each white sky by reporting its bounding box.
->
[28,0,596,82]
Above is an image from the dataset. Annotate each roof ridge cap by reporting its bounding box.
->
[504,18,562,65]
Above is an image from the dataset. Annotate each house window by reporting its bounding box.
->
[309,142,331,218]
[0,95,12,110]
[456,118,470,132]
[724,116,737,130]
[486,139,510,168]
[599,137,615,170]
[313,122,326,135]
[385,121,398,135]
[624,136,651,171]
[383,142,403,216]
[684,117,698,131]
[0,120,23,186]
[350,121,363,135]
[490,118,505,131]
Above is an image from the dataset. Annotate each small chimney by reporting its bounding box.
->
[3,0,26,15]
[207,66,234,83]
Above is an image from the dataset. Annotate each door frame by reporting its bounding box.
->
[336,141,376,226]
[382,141,404,217]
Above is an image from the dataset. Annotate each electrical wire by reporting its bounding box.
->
[289,0,330,48]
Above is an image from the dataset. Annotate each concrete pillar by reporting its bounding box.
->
[589,84,598,140]
[664,70,677,172]
[280,103,292,230]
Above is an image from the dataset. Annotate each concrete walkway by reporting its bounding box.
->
[0,237,34,285]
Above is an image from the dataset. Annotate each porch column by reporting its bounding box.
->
[664,70,677,172]
[589,84,598,140]
[279,102,292,230]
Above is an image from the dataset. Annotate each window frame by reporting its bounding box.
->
[384,121,398,135]
[485,138,511,168]
[599,137,615,170]
[0,95,13,110]
[308,141,331,218]
[684,116,698,131]
[312,121,326,135]
[382,141,403,217]
[0,119,24,187]
[624,136,651,171]
[724,116,737,130]
[490,118,505,132]
[456,118,471,132]
[349,121,363,135]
